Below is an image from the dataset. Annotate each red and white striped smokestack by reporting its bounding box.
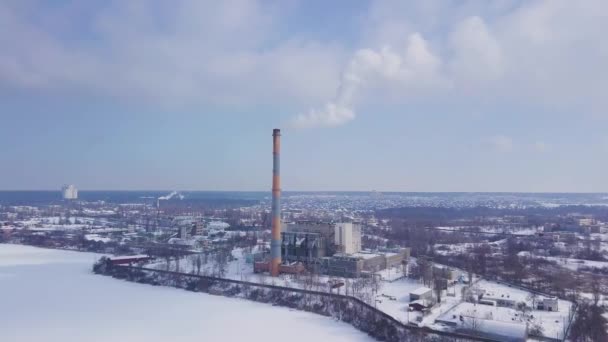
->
[270,128,282,276]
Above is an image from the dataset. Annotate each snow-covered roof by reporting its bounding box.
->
[438,303,527,340]
[351,252,381,260]
[109,255,149,261]
[410,287,432,296]
[478,280,533,303]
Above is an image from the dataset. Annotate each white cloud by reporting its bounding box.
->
[293,33,443,128]
[448,16,504,82]
[1,0,608,126]
[533,141,549,153]
[0,1,343,108]
[487,135,513,152]
[296,0,608,127]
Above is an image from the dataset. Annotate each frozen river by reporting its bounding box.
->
[0,244,374,342]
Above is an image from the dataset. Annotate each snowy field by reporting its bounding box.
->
[0,244,374,342]
[435,300,571,340]
[544,256,608,271]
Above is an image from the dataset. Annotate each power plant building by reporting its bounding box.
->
[321,249,410,278]
[281,231,328,261]
[254,129,409,278]
[280,221,409,277]
[323,255,364,278]
[334,222,362,254]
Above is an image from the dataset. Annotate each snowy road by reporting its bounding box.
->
[0,244,374,342]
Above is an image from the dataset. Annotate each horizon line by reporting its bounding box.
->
[0,189,607,195]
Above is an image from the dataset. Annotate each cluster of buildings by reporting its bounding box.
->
[472,287,559,312]
[545,214,608,235]
[168,217,235,249]
[254,129,410,278]
[255,220,410,277]
[431,282,565,342]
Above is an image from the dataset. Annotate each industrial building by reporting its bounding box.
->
[268,219,410,277]
[334,222,361,254]
[432,265,462,284]
[253,261,305,275]
[282,221,363,258]
[537,297,559,312]
[324,248,410,277]
[108,255,152,265]
[323,254,364,278]
[281,231,328,261]
[178,225,189,239]
[191,221,205,236]
[62,184,78,200]
[282,222,336,259]
[254,129,409,278]
[410,287,433,302]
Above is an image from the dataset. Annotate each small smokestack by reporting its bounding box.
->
[270,128,282,276]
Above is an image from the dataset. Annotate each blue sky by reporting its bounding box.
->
[1,0,607,192]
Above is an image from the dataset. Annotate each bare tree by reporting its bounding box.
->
[433,278,444,303]
[417,257,433,287]
[213,249,229,277]
[195,254,202,275]
[190,255,196,274]
[591,274,601,306]
[467,259,473,286]
[164,255,171,271]
[570,301,608,342]
[529,323,544,337]
[464,312,483,334]
[516,302,530,320]
[527,293,539,310]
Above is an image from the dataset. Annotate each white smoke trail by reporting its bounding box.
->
[158,191,180,200]
[292,33,443,128]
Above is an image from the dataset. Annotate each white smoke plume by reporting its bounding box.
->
[158,191,183,200]
[292,33,442,128]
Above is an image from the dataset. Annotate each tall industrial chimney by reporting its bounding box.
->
[270,128,282,276]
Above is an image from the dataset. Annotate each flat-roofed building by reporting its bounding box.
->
[538,297,559,312]
[323,255,364,278]
[334,222,362,254]
[410,287,433,302]
[352,252,386,272]
[281,231,327,263]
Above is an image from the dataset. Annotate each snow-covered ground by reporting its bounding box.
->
[435,226,539,236]
[435,300,571,340]
[435,239,506,255]
[6,216,114,231]
[148,248,576,341]
[442,280,573,340]
[373,277,425,324]
[0,244,374,342]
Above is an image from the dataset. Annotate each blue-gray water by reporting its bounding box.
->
[0,191,267,205]
[0,190,607,206]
